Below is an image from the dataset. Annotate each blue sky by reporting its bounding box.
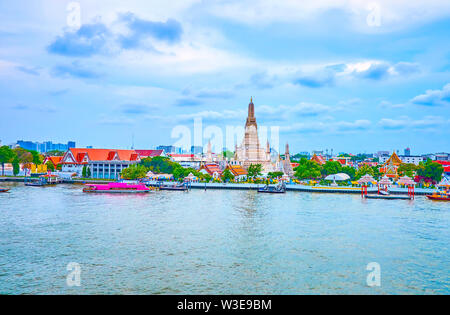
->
[0,0,449,154]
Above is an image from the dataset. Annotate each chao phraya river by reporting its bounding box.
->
[0,183,448,294]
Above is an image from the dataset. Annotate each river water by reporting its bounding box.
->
[0,182,448,294]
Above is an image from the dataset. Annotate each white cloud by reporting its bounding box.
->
[258,102,340,119]
[204,0,450,32]
[410,83,450,106]
[379,115,449,130]
[281,119,371,133]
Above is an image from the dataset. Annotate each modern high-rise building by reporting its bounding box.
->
[404,147,411,156]
[190,146,203,155]
[156,145,183,154]
[16,140,76,153]
[16,140,38,151]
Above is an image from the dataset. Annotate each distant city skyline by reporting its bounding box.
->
[3,137,446,158]
[0,1,449,153]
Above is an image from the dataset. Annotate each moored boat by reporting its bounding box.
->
[25,174,61,187]
[365,194,412,200]
[159,183,188,191]
[426,191,450,201]
[258,183,286,194]
[0,187,10,193]
[83,182,151,193]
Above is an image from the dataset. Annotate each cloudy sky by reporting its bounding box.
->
[0,0,449,154]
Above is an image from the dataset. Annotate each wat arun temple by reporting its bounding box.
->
[233,98,294,176]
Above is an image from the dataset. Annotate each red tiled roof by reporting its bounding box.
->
[63,148,139,164]
[135,150,164,158]
[433,160,450,172]
[44,156,62,166]
[203,163,223,176]
[311,154,325,165]
[227,165,247,176]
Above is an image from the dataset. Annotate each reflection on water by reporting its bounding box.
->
[0,182,448,294]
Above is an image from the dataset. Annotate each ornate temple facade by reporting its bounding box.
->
[235,98,272,170]
[283,143,294,177]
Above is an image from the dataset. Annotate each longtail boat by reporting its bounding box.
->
[426,191,450,201]
[83,182,151,193]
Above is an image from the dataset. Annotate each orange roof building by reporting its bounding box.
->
[60,148,140,179]
[43,156,63,168]
[310,153,326,165]
[226,164,248,178]
[200,163,223,178]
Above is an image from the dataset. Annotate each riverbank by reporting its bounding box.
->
[146,181,438,195]
[1,176,438,195]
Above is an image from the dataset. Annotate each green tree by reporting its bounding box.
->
[0,146,16,176]
[268,171,284,178]
[355,164,375,180]
[371,166,382,180]
[46,161,55,172]
[82,165,87,178]
[203,174,212,182]
[222,150,234,159]
[341,166,356,180]
[44,150,65,156]
[221,169,235,182]
[417,160,444,183]
[247,164,262,179]
[294,158,322,179]
[172,165,185,180]
[13,147,33,164]
[12,157,20,176]
[87,167,91,178]
[28,150,43,165]
[397,163,418,177]
[322,161,342,176]
[140,156,176,174]
[121,164,148,180]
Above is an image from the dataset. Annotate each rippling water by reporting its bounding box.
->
[0,182,449,294]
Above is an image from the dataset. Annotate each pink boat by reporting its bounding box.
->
[83,182,150,193]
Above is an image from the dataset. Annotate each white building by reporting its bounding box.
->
[379,155,424,165]
[60,148,140,179]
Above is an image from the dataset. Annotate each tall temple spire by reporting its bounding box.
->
[246,97,257,127]
[283,142,294,177]
[206,140,213,162]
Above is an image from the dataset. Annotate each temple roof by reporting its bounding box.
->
[201,163,223,176]
[227,164,248,176]
[311,153,326,165]
[383,151,402,166]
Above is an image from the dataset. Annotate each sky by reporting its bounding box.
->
[0,0,449,155]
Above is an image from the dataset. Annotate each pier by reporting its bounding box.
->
[1,177,438,195]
